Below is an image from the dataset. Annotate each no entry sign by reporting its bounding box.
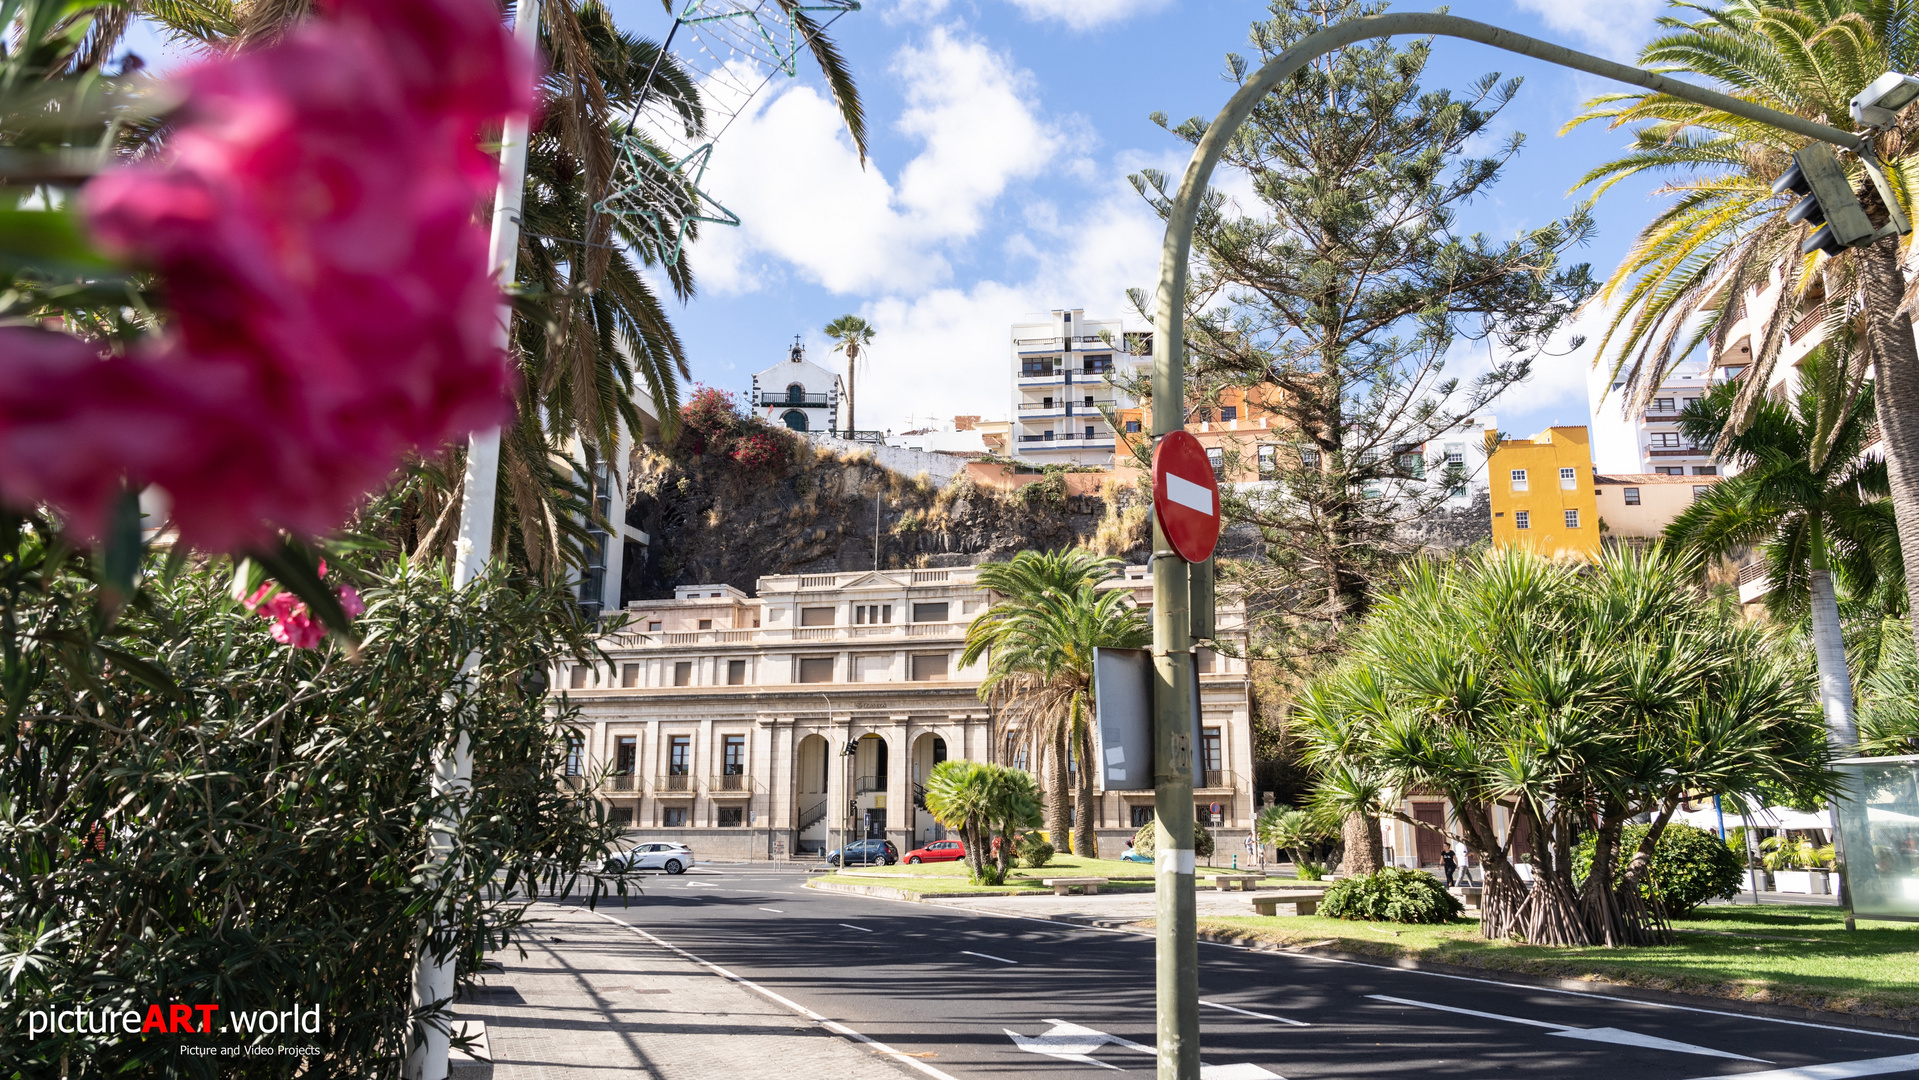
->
[1152,430,1221,563]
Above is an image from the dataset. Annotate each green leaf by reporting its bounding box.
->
[0,207,114,279]
[246,535,359,651]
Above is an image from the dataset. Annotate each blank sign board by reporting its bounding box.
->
[1092,647,1203,790]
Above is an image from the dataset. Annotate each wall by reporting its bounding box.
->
[1595,474,1719,539]
[1488,427,1601,560]
[801,432,969,487]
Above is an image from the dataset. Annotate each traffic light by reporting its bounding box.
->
[1772,143,1875,257]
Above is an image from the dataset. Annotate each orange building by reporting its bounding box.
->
[1115,384,1292,482]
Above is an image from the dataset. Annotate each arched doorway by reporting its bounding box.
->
[782,409,807,431]
[786,383,807,402]
[856,734,888,839]
[910,731,950,844]
[794,734,829,855]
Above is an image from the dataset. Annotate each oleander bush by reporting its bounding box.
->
[1017,833,1056,868]
[1130,819,1216,860]
[1574,822,1744,918]
[1319,867,1464,924]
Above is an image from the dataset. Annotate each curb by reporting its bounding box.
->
[808,880,1919,1038]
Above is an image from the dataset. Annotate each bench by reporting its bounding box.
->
[1207,873,1265,892]
[1450,886,1483,908]
[1041,877,1108,896]
[1251,893,1321,917]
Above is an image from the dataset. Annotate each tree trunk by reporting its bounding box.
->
[1851,234,1919,665]
[1807,518,1860,750]
[964,816,986,884]
[845,357,856,435]
[1046,725,1071,850]
[1072,720,1097,858]
[1339,811,1382,876]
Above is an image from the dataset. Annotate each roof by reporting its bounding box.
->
[1595,473,1722,484]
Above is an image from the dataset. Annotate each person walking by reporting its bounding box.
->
[1441,849,1457,888]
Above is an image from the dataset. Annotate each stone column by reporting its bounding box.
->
[885,715,910,856]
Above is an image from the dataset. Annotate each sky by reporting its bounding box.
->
[125,0,1683,440]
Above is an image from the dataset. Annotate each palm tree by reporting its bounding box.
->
[923,760,1043,885]
[1253,806,1330,877]
[823,315,875,436]
[1665,350,1902,749]
[961,550,1148,858]
[1565,0,1919,662]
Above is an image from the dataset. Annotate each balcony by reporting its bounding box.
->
[609,622,967,649]
[855,774,886,794]
[654,773,696,796]
[1645,445,1705,457]
[1197,769,1235,792]
[608,774,639,793]
[709,773,756,797]
[1017,401,1066,413]
[1737,561,1772,605]
[754,390,831,408]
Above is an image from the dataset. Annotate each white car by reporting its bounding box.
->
[603,842,695,875]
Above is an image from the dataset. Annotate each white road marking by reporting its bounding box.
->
[583,910,963,1080]
[1005,1019,1281,1078]
[1200,999,1310,1027]
[759,907,783,913]
[1167,472,1215,515]
[1367,995,1765,1061]
[839,924,873,933]
[1201,1066,1286,1080]
[1679,1053,1919,1080]
[960,950,1017,964]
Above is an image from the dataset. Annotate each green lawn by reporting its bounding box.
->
[1195,904,1919,1018]
[823,855,1303,891]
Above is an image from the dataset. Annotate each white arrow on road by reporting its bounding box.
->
[1004,1019,1284,1077]
[1366,995,1766,1062]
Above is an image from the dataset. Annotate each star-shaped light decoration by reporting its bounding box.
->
[678,0,861,77]
[595,137,740,268]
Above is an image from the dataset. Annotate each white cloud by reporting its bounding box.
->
[1004,0,1171,32]
[1510,0,1662,60]
[693,27,1059,296]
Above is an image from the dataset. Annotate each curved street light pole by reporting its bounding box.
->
[1146,14,1860,1079]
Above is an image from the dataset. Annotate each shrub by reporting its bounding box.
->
[1319,867,1463,924]
[1017,832,1055,868]
[1130,819,1215,860]
[1295,861,1326,881]
[1573,822,1743,918]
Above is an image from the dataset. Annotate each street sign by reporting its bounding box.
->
[1093,646,1204,790]
[1152,429,1222,563]
[1211,802,1222,817]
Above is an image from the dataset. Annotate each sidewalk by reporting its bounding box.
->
[454,902,923,1080]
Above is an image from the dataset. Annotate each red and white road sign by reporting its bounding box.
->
[1152,430,1221,563]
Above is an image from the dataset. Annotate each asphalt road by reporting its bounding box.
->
[564,866,1919,1080]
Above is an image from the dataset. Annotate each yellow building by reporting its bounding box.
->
[1488,426,1601,560]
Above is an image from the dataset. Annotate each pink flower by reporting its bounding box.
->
[338,584,365,618]
[0,0,534,550]
[241,564,364,649]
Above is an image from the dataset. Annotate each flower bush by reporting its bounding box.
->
[675,385,793,471]
[1319,867,1464,924]
[241,561,365,648]
[0,0,533,551]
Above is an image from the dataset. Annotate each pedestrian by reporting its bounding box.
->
[1441,849,1457,888]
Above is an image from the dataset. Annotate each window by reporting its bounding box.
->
[1693,485,1710,500]
[1564,509,1580,529]
[615,736,637,776]
[647,620,662,632]
[1201,728,1222,774]
[1657,466,1685,476]
[1257,444,1277,478]
[1300,446,1320,467]
[621,663,639,688]
[673,661,691,687]
[1444,444,1466,467]
[1693,466,1718,476]
[722,735,745,775]
[662,807,687,827]
[1623,487,1641,506]
[1399,452,1425,479]
[609,807,634,827]
[1219,406,1238,422]
[798,657,835,683]
[717,806,744,828]
[565,735,583,776]
[1559,467,1578,490]
[1509,468,1528,491]
[668,736,690,775]
[1125,420,1142,433]
[1083,354,1113,374]
[1650,432,1681,448]
[1083,395,1095,409]
[1021,357,1056,377]
[1043,429,1055,441]
[911,653,950,681]
[1683,397,1699,411]
[912,601,949,623]
[697,618,712,630]
[786,383,806,403]
[1514,510,1531,530]
[1652,397,1676,413]
[799,606,835,627]
[568,665,589,689]
[1206,447,1224,478]
[854,604,891,624]
[727,659,746,685]
[1131,805,1154,827]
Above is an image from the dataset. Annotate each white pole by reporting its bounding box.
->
[405,4,540,1078]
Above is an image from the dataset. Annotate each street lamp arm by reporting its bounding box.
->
[1146,11,1861,436]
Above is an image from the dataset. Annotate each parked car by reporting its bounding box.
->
[602,842,695,875]
[903,839,966,864]
[825,839,899,867]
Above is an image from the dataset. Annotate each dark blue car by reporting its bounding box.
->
[825,839,899,867]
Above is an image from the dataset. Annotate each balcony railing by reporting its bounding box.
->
[754,390,831,408]
[1787,307,1826,344]
[655,773,695,794]
[607,622,967,650]
[709,773,755,796]
[1645,446,1703,457]
[1017,402,1064,412]
[608,774,639,792]
[1197,769,1233,791]
[854,774,886,794]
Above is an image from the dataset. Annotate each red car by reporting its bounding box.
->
[903,839,967,864]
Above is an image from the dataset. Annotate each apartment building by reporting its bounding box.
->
[750,337,842,433]
[558,564,1257,860]
[1487,426,1601,560]
[1588,364,1720,476]
[1593,472,1721,541]
[1010,309,1152,466]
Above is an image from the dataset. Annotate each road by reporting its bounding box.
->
[565,865,1919,1080]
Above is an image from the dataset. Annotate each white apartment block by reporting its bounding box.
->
[556,564,1257,861]
[751,337,842,434]
[1010,309,1152,466]
[1587,363,1721,478]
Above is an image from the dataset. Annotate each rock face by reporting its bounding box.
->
[620,445,1151,602]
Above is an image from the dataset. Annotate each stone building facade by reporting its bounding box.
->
[557,564,1257,860]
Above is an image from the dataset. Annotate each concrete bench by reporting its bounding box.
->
[1251,893,1321,917]
[1207,873,1265,892]
[1450,886,1483,908]
[1042,877,1108,896]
